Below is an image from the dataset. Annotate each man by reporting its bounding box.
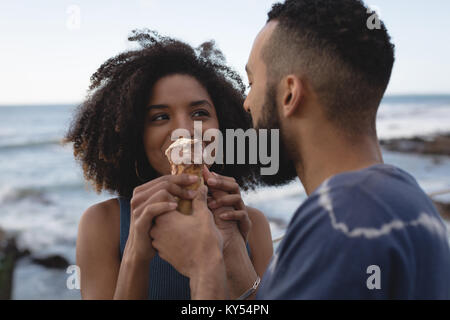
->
[150,0,450,299]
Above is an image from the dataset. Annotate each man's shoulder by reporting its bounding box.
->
[286,164,448,249]
[261,165,450,299]
[296,164,438,223]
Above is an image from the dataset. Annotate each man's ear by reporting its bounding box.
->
[280,75,303,118]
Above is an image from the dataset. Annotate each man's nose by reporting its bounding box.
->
[243,96,251,114]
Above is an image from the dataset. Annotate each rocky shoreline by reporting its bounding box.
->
[0,227,71,300]
[380,133,450,156]
[434,201,450,221]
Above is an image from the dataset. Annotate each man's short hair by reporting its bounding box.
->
[264,0,395,136]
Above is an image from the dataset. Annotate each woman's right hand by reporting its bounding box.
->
[123,174,199,263]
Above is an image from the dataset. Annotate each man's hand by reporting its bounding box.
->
[204,167,252,244]
[150,185,224,279]
[203,167,260,299]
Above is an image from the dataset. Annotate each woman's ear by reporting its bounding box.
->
[281,75,303,118]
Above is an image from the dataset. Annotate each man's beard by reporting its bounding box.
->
[255,83,298,186]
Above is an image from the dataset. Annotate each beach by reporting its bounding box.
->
[1,95,450,299]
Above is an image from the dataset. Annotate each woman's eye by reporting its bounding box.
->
[151,114,169,121]
[192,110,210,118]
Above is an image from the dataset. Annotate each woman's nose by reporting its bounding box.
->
[171,116,196,137]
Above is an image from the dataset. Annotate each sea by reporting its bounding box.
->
[1,95,450,299]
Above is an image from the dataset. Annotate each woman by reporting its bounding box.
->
[64,29,273,299]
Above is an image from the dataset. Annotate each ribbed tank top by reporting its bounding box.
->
[118,196,251,300]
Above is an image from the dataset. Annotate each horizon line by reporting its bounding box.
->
[1,93,450,107]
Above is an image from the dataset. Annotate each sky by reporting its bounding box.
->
[1,0,449,105]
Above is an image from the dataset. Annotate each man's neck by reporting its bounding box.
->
[295,129,383,195]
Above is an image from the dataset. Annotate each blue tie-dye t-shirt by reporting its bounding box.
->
[257,164,450,299]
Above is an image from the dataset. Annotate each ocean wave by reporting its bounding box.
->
[0,183,85,205]
[243,179,304,203]
[377,102,450,139]
[0,138,63,151]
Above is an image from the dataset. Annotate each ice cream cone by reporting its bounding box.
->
[165,138,204,215]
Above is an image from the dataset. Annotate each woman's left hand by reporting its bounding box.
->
[203,166,252,244]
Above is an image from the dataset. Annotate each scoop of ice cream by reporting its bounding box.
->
[165,138,203,165]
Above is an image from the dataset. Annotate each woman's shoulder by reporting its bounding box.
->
[81,198,120,222]
[246,206,269,226]
[246,206,272,241]
[245,206,273,276]
[78,198,121,242]
[77,198,122,285]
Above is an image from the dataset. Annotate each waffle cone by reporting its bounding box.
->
[171,164,204,215]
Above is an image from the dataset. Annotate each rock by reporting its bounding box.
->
[31,254,70,270]
[433,201,450,221]
[0,227,19,300]
[380,133,450,156]
[17,248,31,260]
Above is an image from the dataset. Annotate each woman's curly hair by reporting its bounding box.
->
[64,29,260,199]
